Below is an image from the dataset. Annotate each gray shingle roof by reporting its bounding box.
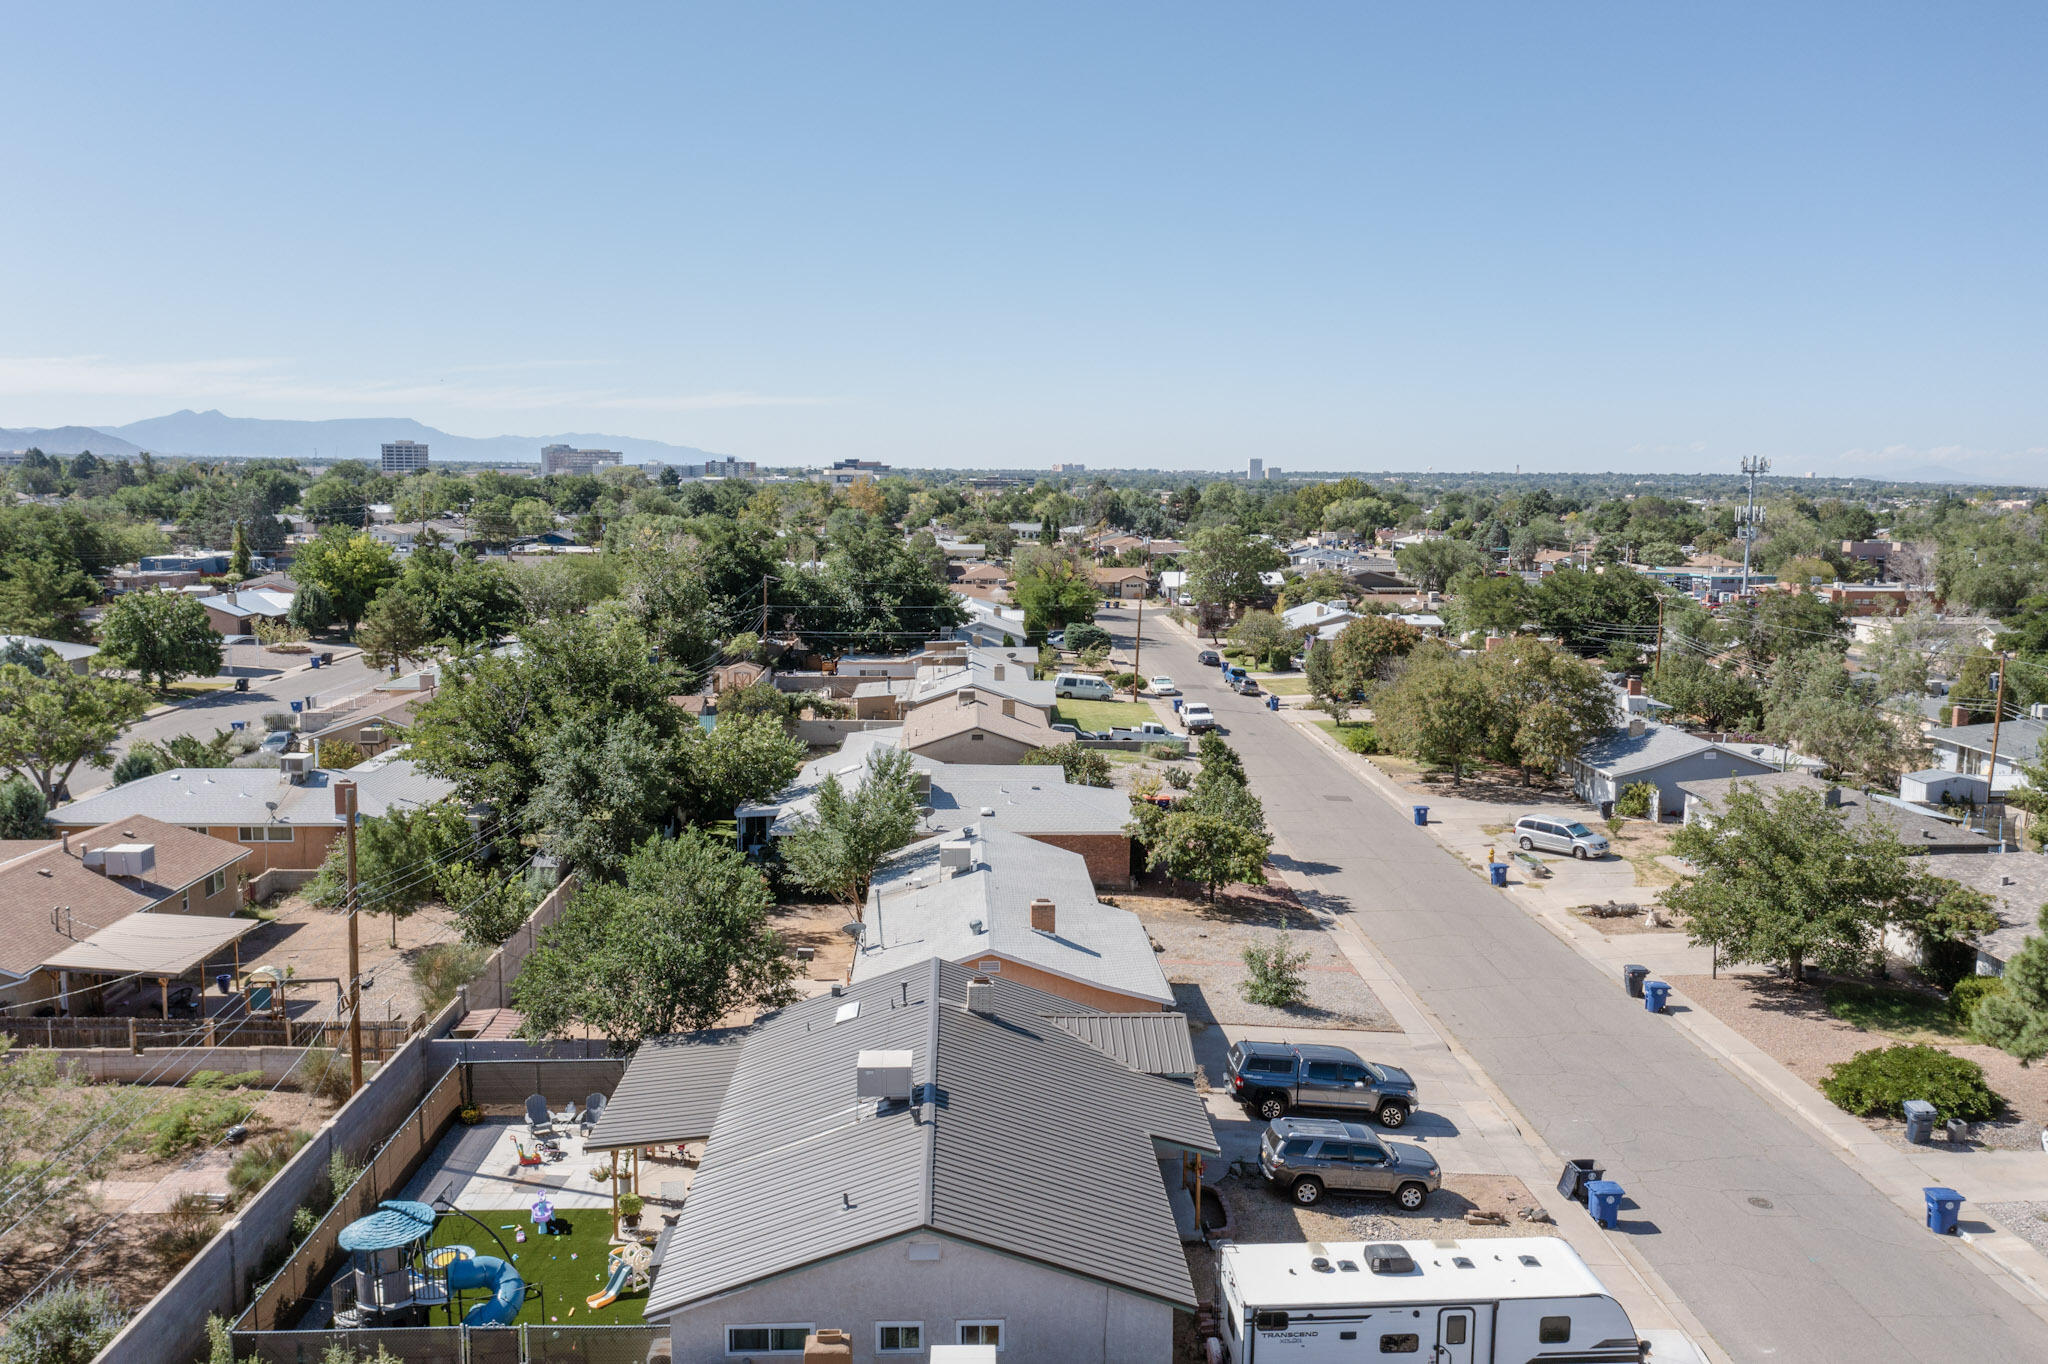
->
[1039,1012,1197,1078]
[1928,717,2044,765]
[855,830,1173,1006]
[583,1029,750,1152]
[1578,721,1783,780]
[50,756,455,829]
[1676,770,1997,851]
[1928,852,2048,964]
[644,958,1215,1318]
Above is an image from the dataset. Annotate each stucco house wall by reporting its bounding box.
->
[906,729,1039,765]
[663,1231,1174,1364]
[955,952,1164,1013]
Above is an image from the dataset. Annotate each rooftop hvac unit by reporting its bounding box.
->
[280,753,312,781]
[856,1049,914,1103]
[938,840,974,871]
[97,843,157,878]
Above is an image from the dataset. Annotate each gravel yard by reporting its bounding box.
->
[1983,1201,2048,1258]
[1126,882,1396,1031]
[1672,972,2048,1149]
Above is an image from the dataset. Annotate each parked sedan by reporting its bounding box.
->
[1196,649,1221,667]
[1258,1117,1440,1209]
[1148,676,1179,696]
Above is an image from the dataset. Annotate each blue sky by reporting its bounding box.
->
[3,3,2043,478]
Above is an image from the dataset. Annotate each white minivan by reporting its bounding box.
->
[1053,673,1115,700]
[1514,816,1610,860]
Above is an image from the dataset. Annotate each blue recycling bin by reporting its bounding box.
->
[1412,805,1429,826]
[1489,863,1508,887]
[230,720,246,732]
[1172,698,1182,713]
[309,656,321,668]
[289,700,303,713]
[1585,1180,1623,1229]
[1266,694,1279,711]
[1644,980,1671,1013]
[1924,1187,1963,1235]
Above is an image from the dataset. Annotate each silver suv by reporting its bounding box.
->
[1514,815,1610,860]
[1258,1117,1440,1209]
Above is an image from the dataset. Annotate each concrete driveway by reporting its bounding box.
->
[1109,604,2048,1363]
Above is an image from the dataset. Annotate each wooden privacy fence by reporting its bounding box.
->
[239,1064,466,1331]
[13,1015,413,1060]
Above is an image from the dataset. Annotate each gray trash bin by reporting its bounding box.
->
[1624,965,1649,999]
[1902,1100,1936,1144]
[1945,1118,1971,1145]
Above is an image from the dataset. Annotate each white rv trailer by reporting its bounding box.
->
[1215,1237,1644,1363]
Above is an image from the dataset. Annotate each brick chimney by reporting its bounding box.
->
[1627,717,1647,738]
[1952,706,1967,727]
[1627,677,1643,696]
[1030,897,1056,934]
[1484,634,1504,651]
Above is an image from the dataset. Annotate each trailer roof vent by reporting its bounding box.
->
[1518,1254,1542,1268]
[1453,1257,1475,1269]
[1337,1259,1359,1273]
[1364,1245,1416,1274]
[1310,1256,1332,1273]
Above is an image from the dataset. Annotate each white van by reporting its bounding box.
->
[1053,673,1114,700]
[1216,1236,1642,1363]
[1513,816,1610,860]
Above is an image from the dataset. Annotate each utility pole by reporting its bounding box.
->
[1986,651,2010,798]
[1738,455,1769,594]
[1131,592,1144,698]
[1653,594,1666,677]
[760,573,770,637]
[335,778,363,1095]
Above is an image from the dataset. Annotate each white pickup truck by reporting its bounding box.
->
[1182,703,1218,734]
[1107,720,1186,747]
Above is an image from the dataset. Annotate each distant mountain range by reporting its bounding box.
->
[1,410,732,466]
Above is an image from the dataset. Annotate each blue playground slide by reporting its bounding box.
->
[586,1259,632,1310]
[446,1255,525,1326]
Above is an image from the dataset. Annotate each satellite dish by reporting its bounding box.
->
[840,921,863,940]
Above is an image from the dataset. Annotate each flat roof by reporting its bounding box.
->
[1219,1237,1609,1308]
[42,911,265,977]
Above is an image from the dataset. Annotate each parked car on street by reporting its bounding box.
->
[1227,1039,1420,1127]
[1197,650,1221,667]
[1181,702,1218,734]
[1258,1116,1440,1208]
[1231,674,1261,696]
[1147,676,1178,695]
[1513,815,1611,860]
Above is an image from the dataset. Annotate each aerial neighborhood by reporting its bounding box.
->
[3,12,2048,1364]
[0,437,2043,1364]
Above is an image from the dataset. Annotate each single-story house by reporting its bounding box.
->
[1677,769,1997,854]
[1919,852,2048,975]
[643,959,1217,1363]
[0,816,252,1012]
[1568,719,1785,819]
[711,659,772,693]
[0,634,100,675]
[899,691,1055,763]
[48,753,456,874]
[1925,716,2043,796]
[857,828,1169,1009]
[197,587,295,637]
[1280,600,1356,634]
[1092,565,1151,600]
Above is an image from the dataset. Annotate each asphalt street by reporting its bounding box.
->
[1107,606,2048,1362]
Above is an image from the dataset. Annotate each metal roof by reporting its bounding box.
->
[644,958,1215,1319]
[41,911,264,976]
[582,1028,751,1152]
[1038,1012,1197,1078]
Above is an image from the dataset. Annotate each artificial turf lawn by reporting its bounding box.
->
[425,1207,653,1326]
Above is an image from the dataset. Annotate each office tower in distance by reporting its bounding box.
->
[380,440,430,473]
[1247,457,1263,480]
[540,444,624,476]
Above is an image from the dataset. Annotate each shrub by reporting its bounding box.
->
[1920,937,1979,992]
[1613,782,1655,819]
[138,1071,263,1157]
[410,941,489,1014]
[291,1047,355,1104]
[1143,742,1181,760]
[291,1205,318,1240]
[1950,974,2007,1028]
[1063,622,1112,654]
[0,1283,128,1364]
[1163,767,1191,790]
[227,1130,311,1200]
[262,711,295,732]
[112,750,162,786]
[1241,937,1312,1009]
[1333,724,1380,755]
[1820,1043,2002,1122]
[1105,671,1139,689]
[318,739,366,770]
[150,1195,221,1269]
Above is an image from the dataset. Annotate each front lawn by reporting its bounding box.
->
[1823,982,1966,1044]
[430,1208,651,1325]
[1054,699,1157,733]
[1257,676,1310,696]
[165,678,235,697]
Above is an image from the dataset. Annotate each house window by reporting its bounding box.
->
[957,1321,1003,1349]
[179,892,189,912]
[205,870,228,897]
[877,1322,923,1352]
[725,1325,811,1354]
[237,827,294,843]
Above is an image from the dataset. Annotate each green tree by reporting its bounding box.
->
[1136,805,1271,899]
[357,584,438,671]
[291,527,398,631]
[1395,537,1487,594]
[1317,615,1421,702]
[1228,610,1297,669]
[0,777,46,838]
[1973,905,2048,1064]
[1668,783,1965,983]
[0,664,152,800]
[677,710,807,827]
[1528,566,1665,655]
[1182,525,1284,607]
[1445,568,1531,637]
[307,801,477,947]
[1020,741,1112,788]
[1477,637,1614,785]
[1764,647,1920,784]
[0,554,101,639]
[524,711,692,882]
[97,591,223,690]
[515,831,799,1045]
[287,581,337,635]
[779,747,923,915]
[1011,547,1099,639]
[228,521,252,581]
[1371,641,1496,783]
[1647,655,1763,731]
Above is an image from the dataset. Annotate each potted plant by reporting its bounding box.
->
[457,1105,483,1126]
[618,1193,644,1229]
[589,1164,613,1183]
